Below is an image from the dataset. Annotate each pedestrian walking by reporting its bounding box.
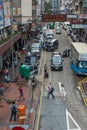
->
[5,73,10,87]
[31,76,36,90]
[44,64,47,73]
[3,67,9,75]
[44,64,49,78]
[61,84,67,101]
[46,82,55,99]
[9,101,17,122]
[18,85,25,100]
[0,84,5,102]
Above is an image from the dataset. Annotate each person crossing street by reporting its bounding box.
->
[46,82,55,99]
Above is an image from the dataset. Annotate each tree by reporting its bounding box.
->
[44,2,53,14]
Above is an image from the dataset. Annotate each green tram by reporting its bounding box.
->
[49,22,55,29]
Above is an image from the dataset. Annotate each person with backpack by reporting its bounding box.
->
[9,101,17,122]
[46,82,55,99]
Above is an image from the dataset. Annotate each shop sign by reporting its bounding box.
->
[42,14,66,22]
[13,7,21,16]
[78,14,87,19]
[12,24,18,31]
[3,0,11,27]
[67,14,78,19]
[72,24,87,28]
[0,0,4,29]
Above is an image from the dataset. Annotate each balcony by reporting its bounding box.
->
[32,0,38,5]
[68,0,74,4]
[0,32,21,55]
[83,0,87,8]
[79,0,83,3]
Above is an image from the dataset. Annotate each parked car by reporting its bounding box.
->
[67,28,72,35]
[30,28,38,38]
[31,43,41,58]
[36,34,44,44]
[25,53,39,73]
[45,30,54,39]
[50,52,63,71]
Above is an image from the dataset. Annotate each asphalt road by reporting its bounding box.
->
[36,26,87,130]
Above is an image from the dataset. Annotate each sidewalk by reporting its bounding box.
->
[0,81,41,130]
[0,39,41,130]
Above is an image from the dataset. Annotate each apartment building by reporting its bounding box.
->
[65,0,87,14]
[49,0,59,14]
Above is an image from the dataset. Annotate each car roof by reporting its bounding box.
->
[31,43,40,47]
[52,52,61,55]
[50,39,58,42]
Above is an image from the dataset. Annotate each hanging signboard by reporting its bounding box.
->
[42,14,66,22]
[0,0,4,29]
[78,14,87,19]
[72,24,87,28]
[3,0,11,27]
[67,14,78,19]
[13,7,21,16]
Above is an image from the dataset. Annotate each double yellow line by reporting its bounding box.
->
[36,50,46,130]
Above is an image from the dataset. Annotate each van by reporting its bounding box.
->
[56,26,61,34]
[55,22,60,28]
[44,39,59,51]
[45,29,54,39]
[63,22,71,30]
[31,43,41,58]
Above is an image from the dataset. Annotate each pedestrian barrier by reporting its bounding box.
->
[78,78,87,106]
[35,49,46,130]
[18,105,26,124]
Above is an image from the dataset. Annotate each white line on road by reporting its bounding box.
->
[66,109,81,130]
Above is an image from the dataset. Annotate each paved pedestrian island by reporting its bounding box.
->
[39,96,81,130]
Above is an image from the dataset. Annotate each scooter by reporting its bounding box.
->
[63,48,70,58]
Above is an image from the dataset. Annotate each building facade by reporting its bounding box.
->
[49,0,59,14]
[0,0,33,72]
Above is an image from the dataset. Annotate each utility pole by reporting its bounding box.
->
[10,0,14,79]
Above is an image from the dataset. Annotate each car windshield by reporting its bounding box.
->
[31,47,39,50]
[45,41,51,45]
[30,57,36,64]
[47,37,53,40]
[79,61,87,68]
[53,55,62,63]
[37,37,40,40]
[47,34,53,37]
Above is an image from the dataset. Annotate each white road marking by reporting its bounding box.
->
[66,109,81,130]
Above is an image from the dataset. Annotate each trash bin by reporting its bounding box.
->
[19,64,30,79]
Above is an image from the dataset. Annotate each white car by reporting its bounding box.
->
[56,27,61,34]
[45,29,54,39]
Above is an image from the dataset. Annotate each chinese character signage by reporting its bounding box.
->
[3,0,11,27]
[67,14,78,19]
[0,0,4,29]
[79,14,87,19]
[42,14,66,22]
